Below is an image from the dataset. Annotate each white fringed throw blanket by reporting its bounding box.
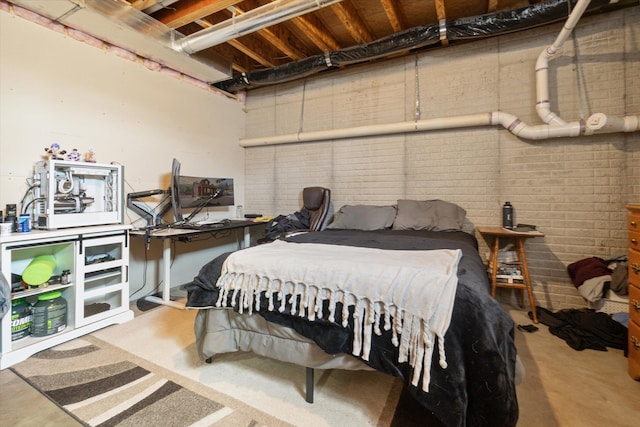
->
[215,240,461,391]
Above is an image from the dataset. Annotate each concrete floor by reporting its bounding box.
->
[1,304,638,426]
[1,366,81,426]
[508,307,638,427]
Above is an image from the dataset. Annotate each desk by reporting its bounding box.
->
[130,220,264,309]
[477,226,545,323]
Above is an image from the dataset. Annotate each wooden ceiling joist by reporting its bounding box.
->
[121,0,580,90]
[434,0,446,21]
[292,14,341,52]
[227,38,279,69]
[331,0,373,44]
[129,0,160,10]
[203,43,255,73]
[379,0,404,33]
[434,0,448,46]
[128,0,163,11]
[255,24,308,61]
[195,18,279,69]
[230,0,310,62]
[154,0,244,29]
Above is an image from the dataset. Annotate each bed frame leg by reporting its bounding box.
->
[306,367,314,403]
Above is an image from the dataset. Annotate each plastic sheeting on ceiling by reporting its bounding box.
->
[213,0,634,93]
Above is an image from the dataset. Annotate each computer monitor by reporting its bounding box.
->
[170,158,234,223]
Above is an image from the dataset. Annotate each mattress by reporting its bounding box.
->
[186,229,519,426]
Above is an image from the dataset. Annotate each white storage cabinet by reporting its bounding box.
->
[0,225,133,369]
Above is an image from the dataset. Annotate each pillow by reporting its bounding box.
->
[392,199,467,231]
[327,205,397,230]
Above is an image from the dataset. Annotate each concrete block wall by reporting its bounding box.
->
[625,7,640,203]
[243,8,640,311]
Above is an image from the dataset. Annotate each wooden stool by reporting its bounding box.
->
[477,226,545,323]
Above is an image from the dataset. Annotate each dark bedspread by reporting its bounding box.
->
[186,229,518,427]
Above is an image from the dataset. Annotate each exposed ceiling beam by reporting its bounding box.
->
[196,18,278,70]
[206,43,253,73]
[228,0,309,61]
[435,0,448,46]
[331,0,373,44]
[292,13,341,52]
[255,20,307,60]
[154,0,244,29]
[379,0,404,33]
[196,42,253,73]
[128,0,164,11]
[435,0,446,21]
[226,37,280,69]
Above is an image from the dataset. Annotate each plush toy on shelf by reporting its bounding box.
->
[44,143,67,160]
[84,147,96,163]
[66,148,81,161]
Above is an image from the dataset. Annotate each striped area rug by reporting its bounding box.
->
[10,335,291,427]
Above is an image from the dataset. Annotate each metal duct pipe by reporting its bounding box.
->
[173,0,343,55]
[536,0,592,125]
[141,0,180,15]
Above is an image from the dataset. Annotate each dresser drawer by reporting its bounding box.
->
[630,248,640,287]
[630,230,640,252]
[629,319,640,381]
[629,212,640,232]
[630,284,640,325]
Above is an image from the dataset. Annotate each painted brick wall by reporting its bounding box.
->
[243,8,640,310]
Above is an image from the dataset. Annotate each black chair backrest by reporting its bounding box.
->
[303,187,331,231]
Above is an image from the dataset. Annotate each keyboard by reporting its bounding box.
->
[179,219,232,229]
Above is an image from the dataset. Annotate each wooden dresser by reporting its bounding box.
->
[628,204,640,380]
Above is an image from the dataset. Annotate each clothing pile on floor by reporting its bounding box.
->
[529,306,627,355]
[567,256,628,303]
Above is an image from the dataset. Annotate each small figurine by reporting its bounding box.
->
[84,147,96,163]
[67,148,81,161]
[44,143,67,160]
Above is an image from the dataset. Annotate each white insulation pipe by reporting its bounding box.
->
[240,0,639,148]
[535,0,592,125]
[240,113,639,147]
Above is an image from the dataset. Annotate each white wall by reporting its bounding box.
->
[0,9,246,299]
[243,7,640,310]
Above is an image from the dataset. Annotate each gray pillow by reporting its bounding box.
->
[392,199,467,231]
[327,205,397,230]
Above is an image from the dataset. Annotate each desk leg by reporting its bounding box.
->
[145,238,185,309]
[489,236,500,298]
[243,226,251,249]
[516,238,537,323]
[306,367,314,403]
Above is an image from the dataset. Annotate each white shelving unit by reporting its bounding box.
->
[1,225,133,369]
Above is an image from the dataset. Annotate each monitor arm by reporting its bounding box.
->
[179,193,218,225]
[127,188,171,227]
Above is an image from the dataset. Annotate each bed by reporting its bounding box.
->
[185,200,519,426]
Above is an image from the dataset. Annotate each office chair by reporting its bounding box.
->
[302,186,331,232]
[258,187,331,244]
